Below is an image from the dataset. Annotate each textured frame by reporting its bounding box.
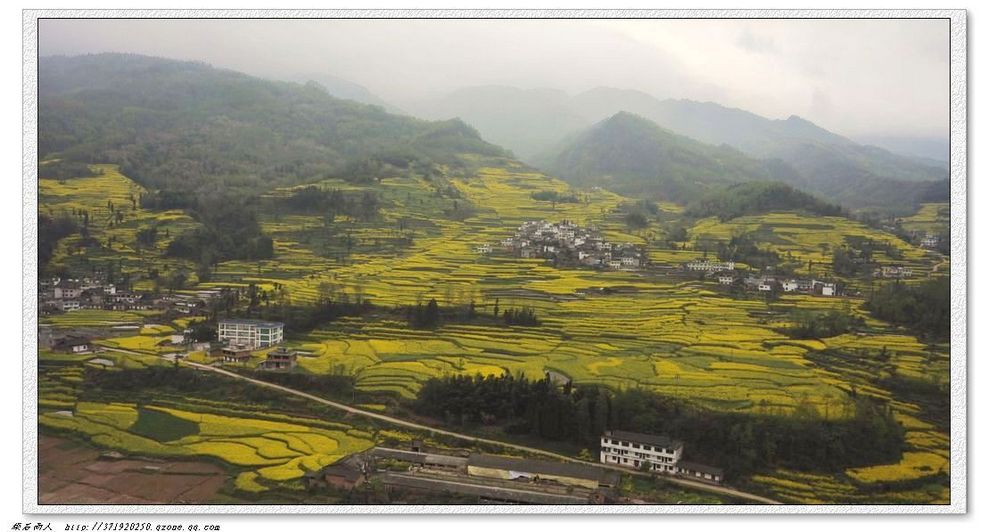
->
[21,8,968,515]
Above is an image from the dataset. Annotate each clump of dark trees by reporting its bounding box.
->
[501,307,541,326]
[530,190,580,204]
[832,236,904,277]
[407,299,442,329]
[406,298,540,329]
[686,181,844,221]
[275,186,380,222]
[714,232,780,270]
[405,299,542,329]
[781,310,864,339]
[38,213,78,273]
[165,193,273,267]
[39,160,101,181]
[239,297,374,335]
[620,199,659,231]
[79,365,357,414]
[413,373,904,479]
[865,277,950,341]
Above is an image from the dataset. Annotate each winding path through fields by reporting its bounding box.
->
[105,347,782,505]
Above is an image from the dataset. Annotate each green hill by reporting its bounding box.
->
[39,53,506,195]
[533,111,800,203]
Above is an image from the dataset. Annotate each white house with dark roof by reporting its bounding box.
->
[599,429,684,473]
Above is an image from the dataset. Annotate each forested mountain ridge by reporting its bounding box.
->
[534,110,947,213]
[533,112,800,203]
[412,85,946,212]
[39,53,506,195]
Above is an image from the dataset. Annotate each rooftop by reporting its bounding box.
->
[603,430,684,450]
[677,460,724,477]
[467,454,619,484]
[218,318,285,328]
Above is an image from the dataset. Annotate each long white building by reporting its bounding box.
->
[599,429,684,473]
[217,319,285,349]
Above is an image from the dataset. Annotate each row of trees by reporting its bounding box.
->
[275,186,381,222]
[782,309,864,339]
[413,373,905,479]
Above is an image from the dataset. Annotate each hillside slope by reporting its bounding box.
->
[533,112,799,203]
[39,53,506,195]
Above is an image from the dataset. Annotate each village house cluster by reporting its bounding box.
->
[716,274,840,297]
[599,429,724,484]
[39,277,224,315]
[495,220,645,270]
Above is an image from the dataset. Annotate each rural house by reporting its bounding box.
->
[257,347,298,371]
[600,430,684,474]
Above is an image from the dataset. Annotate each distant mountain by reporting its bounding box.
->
[39,54,506,194]
[537,111,942,213]
[409,86,947,210]
[533,112,799,203]
[854,134,949,164]
[289,72,404,114]
[406,86,589,160]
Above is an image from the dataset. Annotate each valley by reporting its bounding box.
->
[35,53,952,507]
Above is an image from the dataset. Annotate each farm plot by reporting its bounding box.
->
[688,212,938,280]
[38,402,374,492]
[39,164,200,283]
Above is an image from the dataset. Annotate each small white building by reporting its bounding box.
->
[600,430,684,474]
[717,275,734,285]
[620,256,641,268]
[676,461,724,484]
[218,319,285,349]
[781,280,800,292]
[821,283,837,297]
[920,234,940,248]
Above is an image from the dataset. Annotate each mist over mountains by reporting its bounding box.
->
[408,85,948,212]
[39,53,947,214]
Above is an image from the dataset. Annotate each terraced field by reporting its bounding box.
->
[38,158,951,502]
[39,401,373,491]
[40,164,200,283]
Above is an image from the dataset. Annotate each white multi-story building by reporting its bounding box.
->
[218,319,285,349]
[686,260,735,273]
[599,430,684,473]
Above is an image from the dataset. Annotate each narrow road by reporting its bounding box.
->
[103,347,782,504]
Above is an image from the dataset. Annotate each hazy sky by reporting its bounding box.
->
[39,18,949,138]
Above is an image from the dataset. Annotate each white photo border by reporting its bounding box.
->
[21,8,968,515]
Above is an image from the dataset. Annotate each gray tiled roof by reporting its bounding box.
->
[468,454,618,484]
[603,430,684,449]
